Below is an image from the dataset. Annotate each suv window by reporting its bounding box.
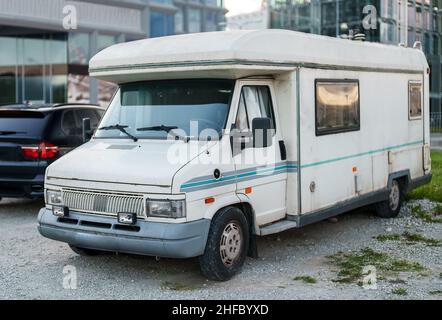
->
[49,109,81,147]
[76,108,101,130]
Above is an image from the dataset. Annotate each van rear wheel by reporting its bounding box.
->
[375,180,403,218]
[69,244,103,256]
[199,207,249,281]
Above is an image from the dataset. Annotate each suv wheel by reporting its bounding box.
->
[375,180,403,218]
[199,207,249,281]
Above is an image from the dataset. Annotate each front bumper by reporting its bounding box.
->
[37,208,211,259]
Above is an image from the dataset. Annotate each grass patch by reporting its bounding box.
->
[410,204,442,223]
[392,288,408,296]
[161,281,199,291]
[429,290,442,296]
[293,276,317,284]
[375,232,441,246]
[327,248,426,285]
[409,151,442,202]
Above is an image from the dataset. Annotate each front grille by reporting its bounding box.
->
[62,188,145,218]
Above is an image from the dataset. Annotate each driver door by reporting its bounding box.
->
[231,80,287,226]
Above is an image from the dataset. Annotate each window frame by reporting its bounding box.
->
[408,80,423,121]
[315,79,361,137]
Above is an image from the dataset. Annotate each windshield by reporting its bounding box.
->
[95,79,235,141]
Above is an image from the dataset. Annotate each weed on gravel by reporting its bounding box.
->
[410,204,442,223]
[375,231,441,246]
[429,290,442,296]
[392,288,408,296]
[161,281,200,291]
[293,276,317,284]
[327,248,427,285]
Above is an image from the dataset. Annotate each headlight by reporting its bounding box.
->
[146,199,186,219]
[46,189,63,205]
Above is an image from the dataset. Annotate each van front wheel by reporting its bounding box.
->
[375,180,403,218]
[199,207,249,281]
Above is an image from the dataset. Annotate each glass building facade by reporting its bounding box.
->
[268,0,442,113]
[0,0,226,107]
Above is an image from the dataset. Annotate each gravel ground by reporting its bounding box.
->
[0,197,441,300]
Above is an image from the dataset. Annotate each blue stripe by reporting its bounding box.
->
[180,141,424,192]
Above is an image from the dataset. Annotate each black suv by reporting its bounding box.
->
[0,103,105,200]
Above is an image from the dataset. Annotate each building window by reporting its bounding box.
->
[68,33,90,65]
[188,8,202,33]
[315,80,360,136]
[175,7,185,33]
[409,81,422,120]
[150,11,175,38]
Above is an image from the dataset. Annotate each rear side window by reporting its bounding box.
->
[315,80,360,136]
[409,82,422,120]
[75,109,102,130]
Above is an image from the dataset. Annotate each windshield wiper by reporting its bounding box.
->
[137,125,190,143]
[99,124,138,142]
[137,125,178,133]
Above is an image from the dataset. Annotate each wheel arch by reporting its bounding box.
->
[387,170,411,193]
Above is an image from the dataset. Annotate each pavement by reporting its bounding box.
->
[0,198,441,300]
[431,133,442,151]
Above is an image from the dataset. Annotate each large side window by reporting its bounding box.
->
[409,81,422,120]
[315,80,360,136]
[235,86,276,133]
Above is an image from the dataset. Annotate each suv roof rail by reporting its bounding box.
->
[52,103,101,108]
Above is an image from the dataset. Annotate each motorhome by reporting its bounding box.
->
[38,30,432,281]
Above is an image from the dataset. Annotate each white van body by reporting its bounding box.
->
[38,30,432,280]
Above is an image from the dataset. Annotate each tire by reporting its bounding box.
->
[199,207,249,281]
[69,244,103,256]
[375,179,404,218]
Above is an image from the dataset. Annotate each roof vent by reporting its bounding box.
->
[413,41,422,50]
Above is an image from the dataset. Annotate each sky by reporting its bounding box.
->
[225,0,262,17]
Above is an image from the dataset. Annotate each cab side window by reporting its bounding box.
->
[236,86,276,133]
[235,94,249,132]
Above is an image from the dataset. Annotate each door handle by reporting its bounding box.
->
[279,140,287,161]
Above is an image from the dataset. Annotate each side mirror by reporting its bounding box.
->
[82,118,92,143]
[252,117,273,148]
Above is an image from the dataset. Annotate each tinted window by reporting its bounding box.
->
[49,109,81,147]
[409,82,422,119]
[316,80,360,136]
[76,109,101,130]
[0,111,48,138]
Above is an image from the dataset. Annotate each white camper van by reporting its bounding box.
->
[38,30,432,281]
